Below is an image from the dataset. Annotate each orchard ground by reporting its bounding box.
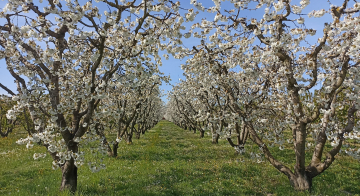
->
[0,121,359,196]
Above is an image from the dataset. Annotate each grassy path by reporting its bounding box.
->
[0,121,359,195]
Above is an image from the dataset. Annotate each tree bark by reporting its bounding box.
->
[94,123,113,156]
[0,118,16,137]
[60,141,78,193]
[135,131,140,139]
[60,159,77,193]
[199,130,204,138]
[238,123,248,146]
[212,133,219,144]
[142,125,148,134]
[0,127,13,137]
[112,142,119,157]
[135,123,141,139]
[289,173,312,191]
[60,157,77,193]
[126,133,133,144]
[210,123,220,144]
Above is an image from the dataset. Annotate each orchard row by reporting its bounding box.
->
[165,0,360,192]
[0,0,360,193]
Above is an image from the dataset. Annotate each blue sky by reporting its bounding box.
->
[0,0,340,103]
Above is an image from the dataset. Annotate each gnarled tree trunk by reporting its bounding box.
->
[60,143,78,193]
[60,159,78,193]
[289,173,312,191]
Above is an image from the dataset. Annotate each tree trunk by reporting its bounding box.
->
[60,158,78,193]
[0,119,16,137]
[113,142,119,157]
[237,123,248,146]
[135,131,140,139]
[142,126,147,134]
[199,130,204,138]
[136,124,141,139]
[94,123,113,156]
[101,134,113,157]
[126,133,133,144]
[212,133,219,144]
[60,142,78,193]
[0,128,12,137]
[210,123,220,144]
[106,143,113,157]
[289,173,312,191]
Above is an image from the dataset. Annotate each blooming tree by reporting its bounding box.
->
[95,76,166,157]
[0,0,185,192]
[168,80,207,138]
[0,0,359,193]
[168,0,360,191]
[0,84,35,137]
[0,95,17,137]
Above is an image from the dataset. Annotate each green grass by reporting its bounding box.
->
[0,120,359,195]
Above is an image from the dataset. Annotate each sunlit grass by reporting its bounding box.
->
[0,121,359,195]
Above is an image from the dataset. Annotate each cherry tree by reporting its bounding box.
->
[0,0,185,192]
[95,76,166,157]
[0,85,35,137]
[167,73,251,146]
[170,0,360,191]
[169,80,208,138]
[0,95,17,137]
